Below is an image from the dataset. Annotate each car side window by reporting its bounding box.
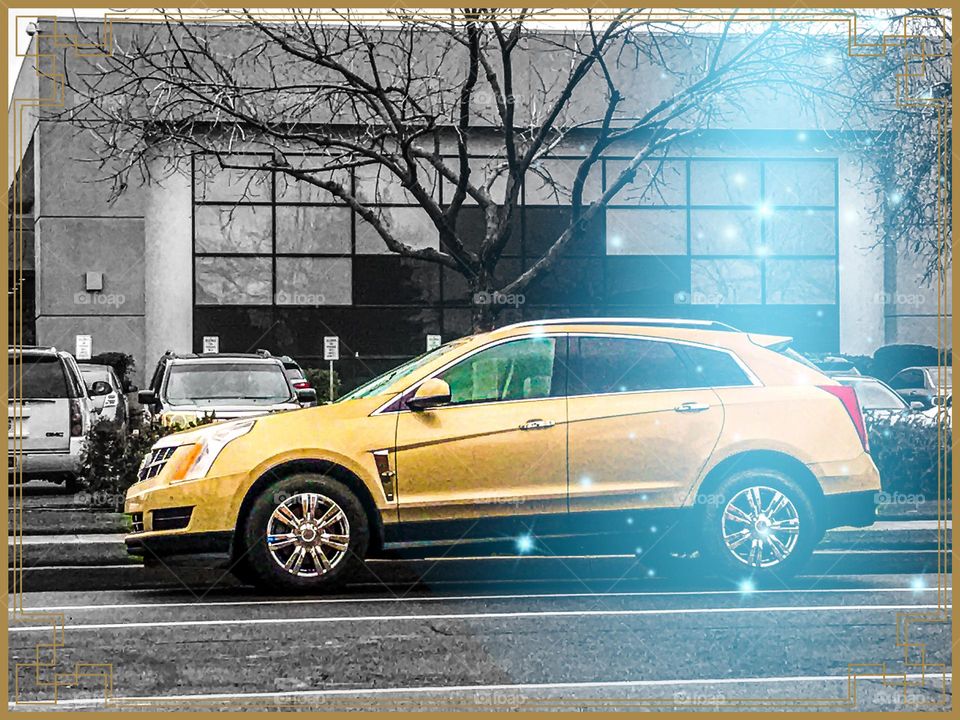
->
[890,370,920,389]
[438,337,560,405]
[569,337,691,395]
[678,345,752,387]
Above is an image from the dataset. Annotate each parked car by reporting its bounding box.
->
[8,346,108,489]
[125,318,880,591]
[278,355,316,407]
[138,352,316,427]
[834,375,919,413]
[79,363,128,430]
[814,356,861,376]
[888,366,952,410]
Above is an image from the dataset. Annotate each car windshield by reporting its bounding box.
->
[8,355,70,399]
[339,340,470,401]
[841,378,907,410]
[164,362,293,406]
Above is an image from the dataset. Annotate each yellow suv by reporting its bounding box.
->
[125,318,880,590]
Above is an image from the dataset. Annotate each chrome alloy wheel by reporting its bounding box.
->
[265,493,351,577]
[721,485,800,568]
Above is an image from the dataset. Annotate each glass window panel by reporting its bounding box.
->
[194,155,271,202]
[680,346,751,387]
[354,256,440,305]
[525,207,601,257]
[195,206,272,254]
[766,209,836,256]
[765,259,836,305]
[691,259,761,305]
[275,257,352,306]
[355,207,439,254]
[606,209,686,255]
[605,256,691,305]
[690,161,760,205]
[525,158,602,205]
[439,337,558,404]
[691,210,760,255]
[605,159,686,206]
[764,161,835,206]
[276,206,351,254]
[276,159,350,203]
[195,257,272,305]
[355,161,439,204]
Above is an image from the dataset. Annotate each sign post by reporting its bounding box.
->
[323,336,340,402]
[426,334,442,351]
[202,336,219,354]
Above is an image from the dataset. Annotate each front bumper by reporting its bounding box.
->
[125,530,234,568]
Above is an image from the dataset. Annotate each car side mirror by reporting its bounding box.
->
[407,378,451,411]
[296,387,318,405]
[137,389,156,405]
[89,380,112,397]
[909,401,925,411]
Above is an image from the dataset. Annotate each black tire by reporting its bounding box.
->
[700,467,818,585]
[239,473,369,593]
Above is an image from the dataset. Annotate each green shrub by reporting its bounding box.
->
[304,367,341,403]
[865,412,951,499]
[79,416,214,510]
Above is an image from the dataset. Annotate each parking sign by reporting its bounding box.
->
[323,336,340,361]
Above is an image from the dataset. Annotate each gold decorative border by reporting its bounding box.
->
[5,6,952,711]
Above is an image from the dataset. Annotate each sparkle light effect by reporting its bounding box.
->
[579,475,593,488]
[739,578,756,594]
[516,534,535,553]
[756,202,774,218]
[609,235,623,249]
[723,225,738,240]
[910,576,926,592]
[796,131,808,142]
[888,191,903,206]
[732,172,746,186]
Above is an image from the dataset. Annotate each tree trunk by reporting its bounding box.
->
[469,273,497,333]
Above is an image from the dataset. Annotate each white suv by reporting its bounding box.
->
[8,346,104,489]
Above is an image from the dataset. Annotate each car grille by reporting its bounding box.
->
[151,506,193,531]
[130,512,144,533]
[138,446,177,481]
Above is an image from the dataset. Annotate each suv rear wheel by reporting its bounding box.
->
[701,468,818,584]
[239,473,369,592]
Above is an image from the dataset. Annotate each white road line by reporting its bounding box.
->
[9,603,948,633]
[11,585,951,614]
[13,671,949,707]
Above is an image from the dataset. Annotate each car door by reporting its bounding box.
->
[566,335,727,515]
[394,335,568,528]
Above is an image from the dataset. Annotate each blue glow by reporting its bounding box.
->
[609,235,623,249]
[647,568,656,577]
[797,131,808,142]
[755,245,770,257]
[650,525,658,533]
[626,517,634,525]
[723,225,738,239]
[732,172,746,185]
[635,547,644,555]
[888,192,903,205]
[580,475,593,488]
[756,203,774,218]
[516,535,535,553]
[739,579,756,594]
[910,576,926,592]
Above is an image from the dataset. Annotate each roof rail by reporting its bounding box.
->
[502,317,740,332]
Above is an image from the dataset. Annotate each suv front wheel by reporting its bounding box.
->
[240,473,369,592]
[701,468,818,584]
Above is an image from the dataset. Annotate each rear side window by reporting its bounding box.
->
[570,337,691,395]
[678,345,752,387]
[8,356,70,399]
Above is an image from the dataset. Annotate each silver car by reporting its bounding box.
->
[8,346,105,488]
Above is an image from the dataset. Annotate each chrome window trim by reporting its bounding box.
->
[371,329,760,415]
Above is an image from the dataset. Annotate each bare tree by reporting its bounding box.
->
[44,9,945,330]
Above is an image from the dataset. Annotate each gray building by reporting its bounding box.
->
[7,17,950,387]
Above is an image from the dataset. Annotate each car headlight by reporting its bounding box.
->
[169,419,256,483]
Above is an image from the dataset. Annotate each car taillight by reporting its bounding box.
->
[818,385,869,452]
[69,399,84,437]
[293,381,311,389]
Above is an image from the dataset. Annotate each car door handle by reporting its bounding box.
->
[674,401,710,413]
[520,419,555,430]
